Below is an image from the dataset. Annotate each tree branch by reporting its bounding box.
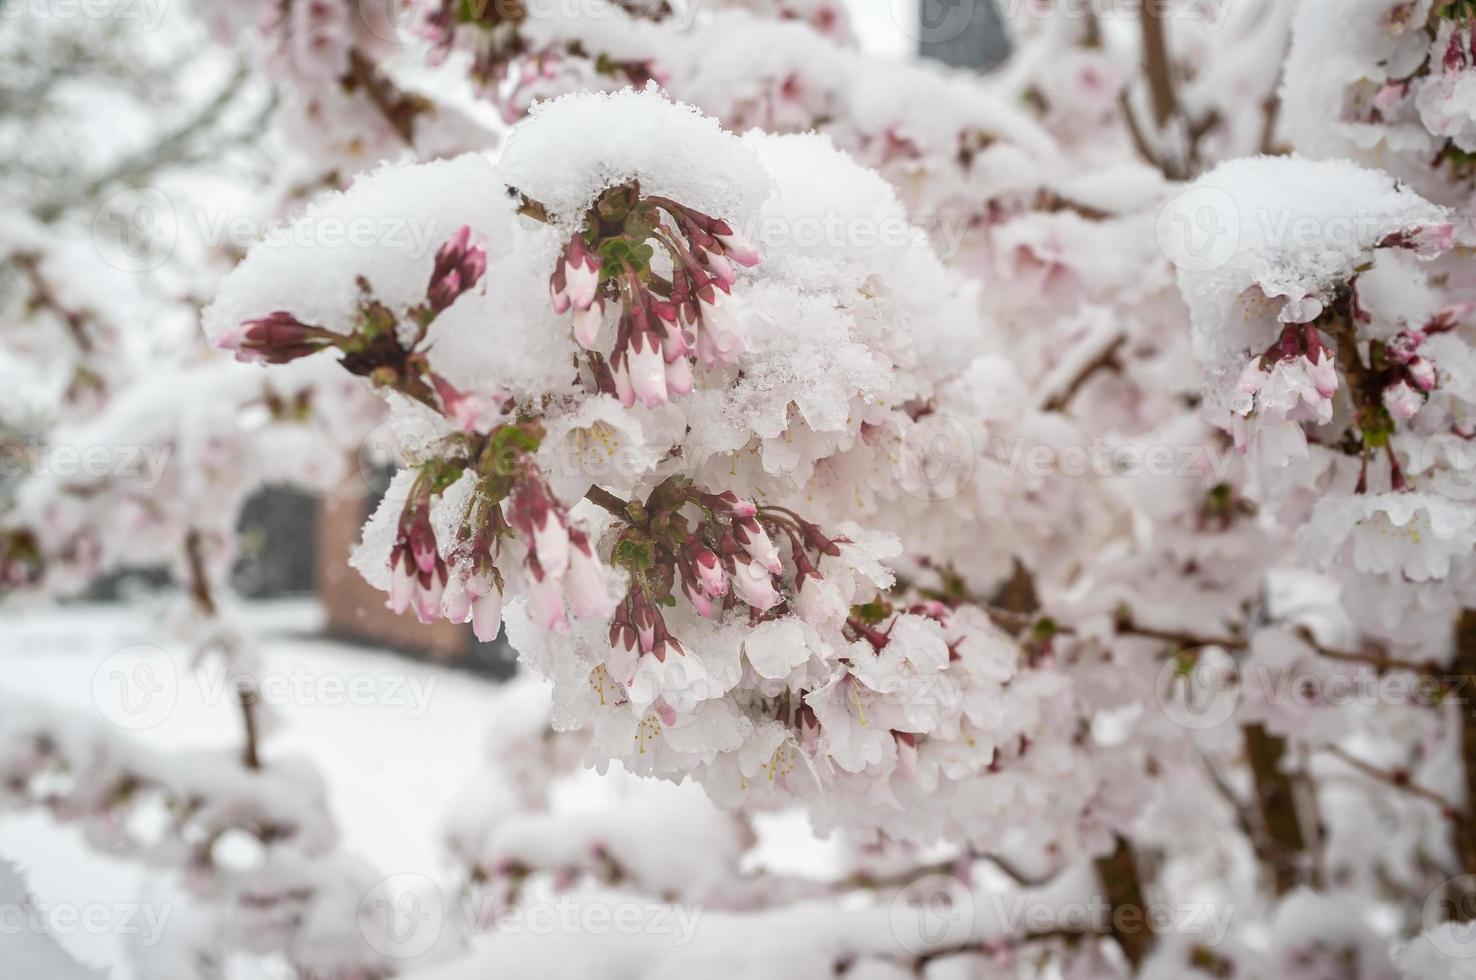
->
[12,252,94,352]
[345,48,421,146]
[585,484,633,520]
[1321,744,1459,817]
[32,62,253,222]
[1451,610,1476,883]
[1094,835,1156,969]
[1138,3,1179,129]
[1244,723,1309,894]
[1043,336,1126,413]
[184,530,262,772]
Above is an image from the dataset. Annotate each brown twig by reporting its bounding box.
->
[1117,92,1169,177]
[1322,744,1460,817]
[584,485,633,520]
[1451,610,1476,881]
[12,252,94,353]
[1293,625,1442,678]
[1094,835,1156,969]
[237,684,262,771]
[1244,723,1310,894]
[345,48,421,146]
[907,924,1101,972]
[184,529,218,617]
[1138,3,1179,130]
[184,530,262,772]
[1258,91,1284,156]
[1044,336,1127,413]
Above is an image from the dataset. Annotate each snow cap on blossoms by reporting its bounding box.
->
[1162,156,1451,372]
[202,154,514,352]
[497,88,773,236]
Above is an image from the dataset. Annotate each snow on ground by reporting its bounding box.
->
[0,599,503,979]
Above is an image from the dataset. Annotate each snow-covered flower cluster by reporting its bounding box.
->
[204,90,1120,862]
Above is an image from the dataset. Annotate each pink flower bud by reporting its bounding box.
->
[388,562,416,615]
[412,568,445,625]
[736,517,782,574]
[532,510,570,578]
[529,568,568,633]
[1307,350,1338,400]
[562,237,602,310]
[1380,222,1455,257]
[428,225,487,313]
[432,375,500,434]
[217,312,334,365]
[611,357,636,408]
[573,300,604,350]
[692,545,728,597]
[1383,380,1424,421]
[470,582,504,642]
[1427,303,1475,333]
[632,602,657,653]
[550,280,572,315]
[713,225,762,267]
[696,290,745,366]
[703,249,737,289]
[664,355,694,396]
[628,332,669,409]
[682,578,713,617]
[567,540,617,620]
[441,575,471,623]
[731,557,780,611]
[1407,357,1436,392]
[661,326,691,362]
[1386,330,1424,364]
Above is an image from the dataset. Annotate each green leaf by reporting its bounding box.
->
[612,537,655,574]
[598,237,655,278]
[424,460,465,495]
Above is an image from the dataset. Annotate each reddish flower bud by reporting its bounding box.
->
[427,225,487,313]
